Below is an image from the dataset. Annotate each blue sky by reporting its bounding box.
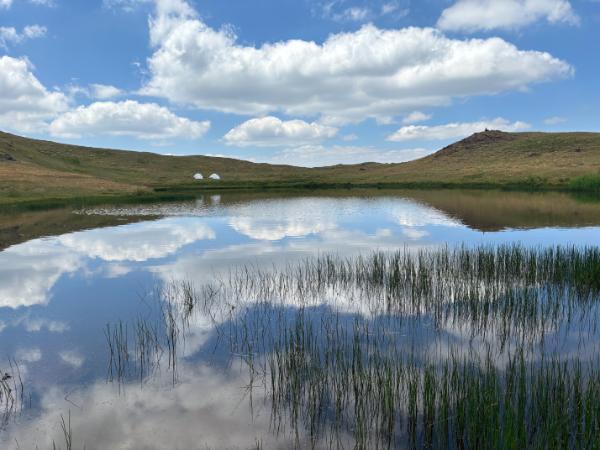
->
[0,0,598,166]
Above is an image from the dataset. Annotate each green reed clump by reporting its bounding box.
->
[103,282,195,388]
[100,244,600,448]
[181,244,600,448]
[0,360,24,431]
[263,308,600,449]
[203,245,600,350]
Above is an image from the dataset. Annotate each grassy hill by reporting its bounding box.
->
[0,131,316,203]
[1,130,600,205]
[367,131,600,187]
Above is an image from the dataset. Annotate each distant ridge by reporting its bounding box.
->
[1,129,600,204]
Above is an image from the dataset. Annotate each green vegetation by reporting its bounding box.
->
[209,245,600,350]
[210,246,600,448]
[570,173,600,193]
[1,360,23,429]
[266,330,600,449]
[102,245,600,448]
[2,130,600,206]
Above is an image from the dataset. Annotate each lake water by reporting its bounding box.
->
[1,189,599,449]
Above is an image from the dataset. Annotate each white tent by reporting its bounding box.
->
[209,173,221,180]
[193,173,204,180]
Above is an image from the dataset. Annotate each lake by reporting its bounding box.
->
[1,189,600,449]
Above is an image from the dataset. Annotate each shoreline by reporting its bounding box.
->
[2,178,600,212]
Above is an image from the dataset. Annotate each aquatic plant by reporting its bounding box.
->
[264,308,600,449]
[101,244,600,448]
[194,245,600,448]
[0,360,24,431]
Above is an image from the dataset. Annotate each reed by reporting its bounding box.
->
[104,321,129,387]
[262,309,600,448]
[187,245,600,448]
[0,360,24,430]
[100,244,600,447]
[201,245,600,351]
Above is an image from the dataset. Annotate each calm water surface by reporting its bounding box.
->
[1,190,599,449]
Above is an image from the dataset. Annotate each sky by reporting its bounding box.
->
[0,0,598,166]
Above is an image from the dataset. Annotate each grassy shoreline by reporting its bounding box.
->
[2,176,600,212]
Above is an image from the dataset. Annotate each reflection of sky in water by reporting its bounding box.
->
[1,195,600,448]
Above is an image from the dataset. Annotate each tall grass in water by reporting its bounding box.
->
[209,245,600,349]
[102,245,600,448]
[51,411,73,450]
[195,245,600,448]
[265,308,600,449]
[103,282,191,388]
[104,321,129,387]
[0,360,24,430]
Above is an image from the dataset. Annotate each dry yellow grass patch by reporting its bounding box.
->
[0,161,143,201]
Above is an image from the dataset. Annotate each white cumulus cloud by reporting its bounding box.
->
[90,83,124,99]
[66,83,125,100]
[224,116,338,147]
[438,0,579,32]
[0,56,69,133]
[387,118,531,142]
[140,0,572,125]
[49,100,210,140]
[0,25,47,48]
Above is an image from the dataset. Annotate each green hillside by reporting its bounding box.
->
[1,129,600,205]
[366,131,600,187]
